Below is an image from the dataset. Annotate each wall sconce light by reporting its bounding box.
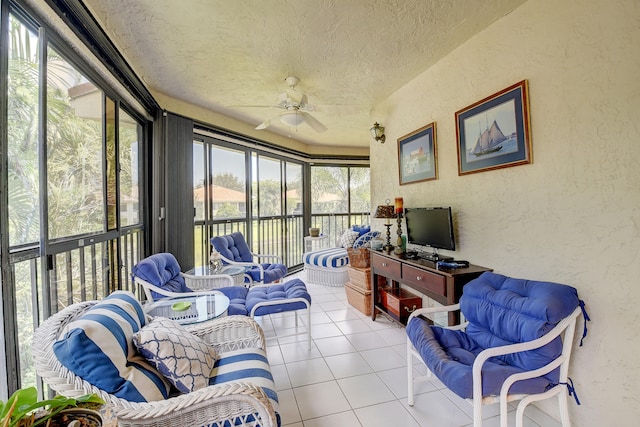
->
[370,122,386,144]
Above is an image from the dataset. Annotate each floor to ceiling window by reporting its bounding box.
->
[193,132,369,269]
[193,135,307,268]
[1,5,147,395]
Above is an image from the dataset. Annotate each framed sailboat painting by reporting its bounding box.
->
[455,80,532,175]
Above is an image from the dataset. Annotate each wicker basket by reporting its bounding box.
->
[345,281,372,316]
[347,266,371,291]
[347,248,371,268]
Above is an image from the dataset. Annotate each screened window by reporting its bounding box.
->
[119,108,142,226]
[7,16,40,247]
[46,47,105,239]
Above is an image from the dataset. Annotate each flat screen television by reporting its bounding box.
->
[404,207,456,252]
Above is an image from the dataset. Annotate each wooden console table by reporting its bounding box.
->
[370,250,492,326]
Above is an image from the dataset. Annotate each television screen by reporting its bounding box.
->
[404,207,455,251]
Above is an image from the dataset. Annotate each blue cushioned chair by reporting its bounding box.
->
[131,252,233,302]
[211,232,287,286]
[406,272,588,427]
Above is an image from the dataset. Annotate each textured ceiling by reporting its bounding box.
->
[81,0,526,149]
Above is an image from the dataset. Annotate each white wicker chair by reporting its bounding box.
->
[33,301,278,427]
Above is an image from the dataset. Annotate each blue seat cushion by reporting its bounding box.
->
[131,253,192,300]
[53,291,171,402]
[216,286,250,316]
[209,348,280,426]
[216,279,311,317]
[245,279,311,316]
[303,248,349,268]
[407,272,580,399]
[246,263,288,284]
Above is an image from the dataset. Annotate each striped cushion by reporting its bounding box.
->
[303,248,349,268]
[209,348,280,425]
[53,291,171,402]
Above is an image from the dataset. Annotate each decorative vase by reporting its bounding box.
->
[212,259,222,272]
[309,227,320,237]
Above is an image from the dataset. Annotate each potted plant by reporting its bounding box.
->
[0,386,104,427]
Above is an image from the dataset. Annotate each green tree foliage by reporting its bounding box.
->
[254,180,282,217]
[212,172,244,192]
[215,203,242,218]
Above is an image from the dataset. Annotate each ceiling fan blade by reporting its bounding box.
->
[301,112,327,132]
[256,118,273,130]
[228,104,282,109]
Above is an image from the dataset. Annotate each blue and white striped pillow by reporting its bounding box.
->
[53,291,171,402]
[209,348,279,422]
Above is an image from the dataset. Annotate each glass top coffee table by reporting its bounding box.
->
[182,265,246,289]
[145,293,230,326]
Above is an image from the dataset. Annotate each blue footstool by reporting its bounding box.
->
[218,279,312,349]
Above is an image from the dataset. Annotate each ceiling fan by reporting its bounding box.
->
[245,76,328,133]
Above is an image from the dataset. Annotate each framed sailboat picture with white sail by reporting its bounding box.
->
[455,80,531,175]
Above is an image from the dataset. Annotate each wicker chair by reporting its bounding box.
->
[33,301,279,427]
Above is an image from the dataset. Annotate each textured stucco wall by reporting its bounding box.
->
[370,0,640,424]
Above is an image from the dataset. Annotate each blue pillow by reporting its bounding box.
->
[351,225,371,236]
[53,291,171,402]
[353,231,380,249]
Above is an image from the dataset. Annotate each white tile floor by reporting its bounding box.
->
[253,274,564,427]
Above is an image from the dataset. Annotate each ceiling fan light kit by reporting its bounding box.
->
[280,111,305,127]
[249,76,327,133]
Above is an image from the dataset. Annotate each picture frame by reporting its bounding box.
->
[455,80,532,175]
[397,122,437,185]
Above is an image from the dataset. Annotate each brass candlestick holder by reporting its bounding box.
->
[394,211,404,255]
[375,202,396,253]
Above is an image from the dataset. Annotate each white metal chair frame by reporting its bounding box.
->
[33,301,276,427]
[133,274,233,303]
[407,303,583,427]
[217,252,284,286]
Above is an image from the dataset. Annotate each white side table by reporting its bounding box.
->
[304,235,330,252]
[145,293,230,326]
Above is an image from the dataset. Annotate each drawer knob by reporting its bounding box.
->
[416,276,422,281]
[382,262,387,267]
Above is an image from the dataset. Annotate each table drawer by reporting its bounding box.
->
[402,264,446,297]
[372,254,401,277]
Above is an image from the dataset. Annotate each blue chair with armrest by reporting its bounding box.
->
[210,232,287,286]
[406,272,589,427]
[131,252,233,302]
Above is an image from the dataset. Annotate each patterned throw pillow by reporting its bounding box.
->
[338,229,360,248]
[133,317,218,393]
[353,231,381,249]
